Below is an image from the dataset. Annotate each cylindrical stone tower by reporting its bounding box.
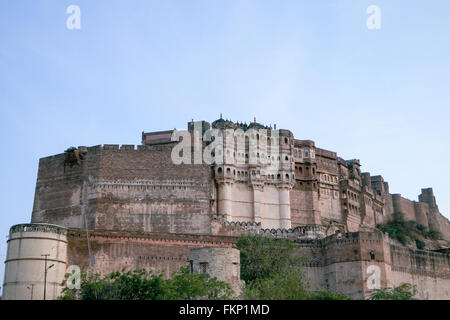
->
[2,223,68,300]
[189,247,243,296]
[278,185,292,229]
[218,181,233,217]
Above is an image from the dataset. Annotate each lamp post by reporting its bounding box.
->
[27,284,35,300]
[41,254,54,300]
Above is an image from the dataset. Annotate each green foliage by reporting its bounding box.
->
[369,283,417,300]
[236,235,304,283]
[59,267,231,300]
[309,289,353,300]
[425,230,440,240]
[236,235,351,300]
[243,267,309,300]
[162,267,232,300]
[376,212,441,247]
[64,147,77,153]
[415,239,425,250]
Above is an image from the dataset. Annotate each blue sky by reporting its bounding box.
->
[1,0,449,293]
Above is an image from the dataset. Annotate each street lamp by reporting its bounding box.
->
[41,254,54,300]
[27,284,35,300]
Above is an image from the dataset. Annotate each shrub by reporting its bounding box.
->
[369,283,417,300]
[415,239,425,250]
[59,267,231,300]
[236,235,304,283]
[236,235,351,300]
[376,212,441,245]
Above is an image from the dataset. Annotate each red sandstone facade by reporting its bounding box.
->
[12,118,450,299]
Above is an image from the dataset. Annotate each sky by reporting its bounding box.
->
[0,0,449,294]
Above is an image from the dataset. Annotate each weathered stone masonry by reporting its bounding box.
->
[3,117,450,299]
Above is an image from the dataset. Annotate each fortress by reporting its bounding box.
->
[2,117,450,299]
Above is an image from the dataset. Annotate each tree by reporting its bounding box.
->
[369,283,417,300]
[243,267,310,300]
[236,235,351,300]
[59,267,231,300]
[236,235,304,283]
[162,267,232,300]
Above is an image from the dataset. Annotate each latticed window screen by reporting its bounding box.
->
[200,262,208,273]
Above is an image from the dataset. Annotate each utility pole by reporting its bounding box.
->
[41,254,54,300]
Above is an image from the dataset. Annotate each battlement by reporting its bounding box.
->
[370,175,384,182]
[39,144,179,165]
[142,130,175,145]
[77,143,177,154]
[259,225,325,240]
[34,118,449,242]
[294,139,315,147]
[315,147,337,159]
[419,188,437,208]
[9,223,67,236]
[6,117,450,300]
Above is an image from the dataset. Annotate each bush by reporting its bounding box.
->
[236,235,304,283]
[59,267,232,300]
[309,289,353,300]
[64,147,77,153]
[415,239,425,250]
[242,267,309,300]
[236,235,351,300]
[369,283,417,300]
[163,267,232,300]
[425,230,441,240]
[376,212,441,245]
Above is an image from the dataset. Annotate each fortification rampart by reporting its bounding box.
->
[66,228,235,278]
[12,120,450,300]
[389,190,450,242]
[32,144,214,235]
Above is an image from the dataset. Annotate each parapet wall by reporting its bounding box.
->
[3,223,449,300]
[294,231,449,299]
[390,245,450,299]
[390,190,450,241]
[66,229,235,278]
[211,214,325,239]
[32,144,214,235]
